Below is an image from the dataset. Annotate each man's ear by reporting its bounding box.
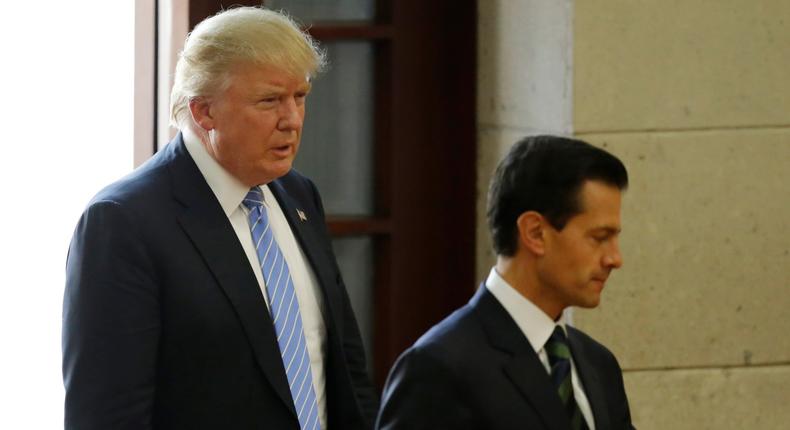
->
[516,211,546,256]
[188,97,214,131]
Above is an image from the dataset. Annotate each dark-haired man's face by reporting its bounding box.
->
[537,180,624,313]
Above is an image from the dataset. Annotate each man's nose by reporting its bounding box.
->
[604,242,623,269]
[278,98,303,130]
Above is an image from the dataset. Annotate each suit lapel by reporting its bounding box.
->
[166,137,297,418]
[268,180,343,329]
[567,328,612,430]
[474,288,572,430]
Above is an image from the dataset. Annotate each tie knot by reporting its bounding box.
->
[242,187,265,210]
[546,325,571,362]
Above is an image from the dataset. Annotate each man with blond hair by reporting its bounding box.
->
[63,7,377,429]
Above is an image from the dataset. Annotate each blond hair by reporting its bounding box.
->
[170,6,326,129]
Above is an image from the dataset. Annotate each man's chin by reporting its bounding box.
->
[244,164,293,186]
[264,160,294,178]
[576,294,601,309]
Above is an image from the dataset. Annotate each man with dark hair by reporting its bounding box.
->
[377,135,635,429]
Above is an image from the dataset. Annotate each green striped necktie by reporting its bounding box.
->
[546,326,589,430]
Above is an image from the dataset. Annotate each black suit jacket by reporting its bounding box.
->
[376,286,635,430]
[63,134,378,429]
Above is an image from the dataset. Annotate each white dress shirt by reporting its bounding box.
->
[183,128,328,429]
[485,268,595,429]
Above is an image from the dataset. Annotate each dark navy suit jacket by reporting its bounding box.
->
[376,287,635,430]
[63,134,378,429]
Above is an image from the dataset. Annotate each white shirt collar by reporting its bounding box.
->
[182,127,251,217]
[485,267,567,354]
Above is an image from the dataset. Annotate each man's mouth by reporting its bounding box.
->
[270,143,293,156]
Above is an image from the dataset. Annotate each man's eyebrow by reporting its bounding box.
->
[592,226,621,235]
[251,86,283,96]
[253,82,311,94]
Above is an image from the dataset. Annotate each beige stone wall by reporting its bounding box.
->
[476,0,574,280]
[572,1,790,429]
[478,1,790,428]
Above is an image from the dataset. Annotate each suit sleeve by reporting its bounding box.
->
[376,347,473,430]
[336,273,379,425]
[609,354,637,430]
[305,177,380,426]
[63,200,160,429]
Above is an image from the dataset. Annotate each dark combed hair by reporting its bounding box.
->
[487,135,629,256]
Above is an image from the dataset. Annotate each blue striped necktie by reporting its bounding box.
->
[243,187,321,430]
[546,326,589,430]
